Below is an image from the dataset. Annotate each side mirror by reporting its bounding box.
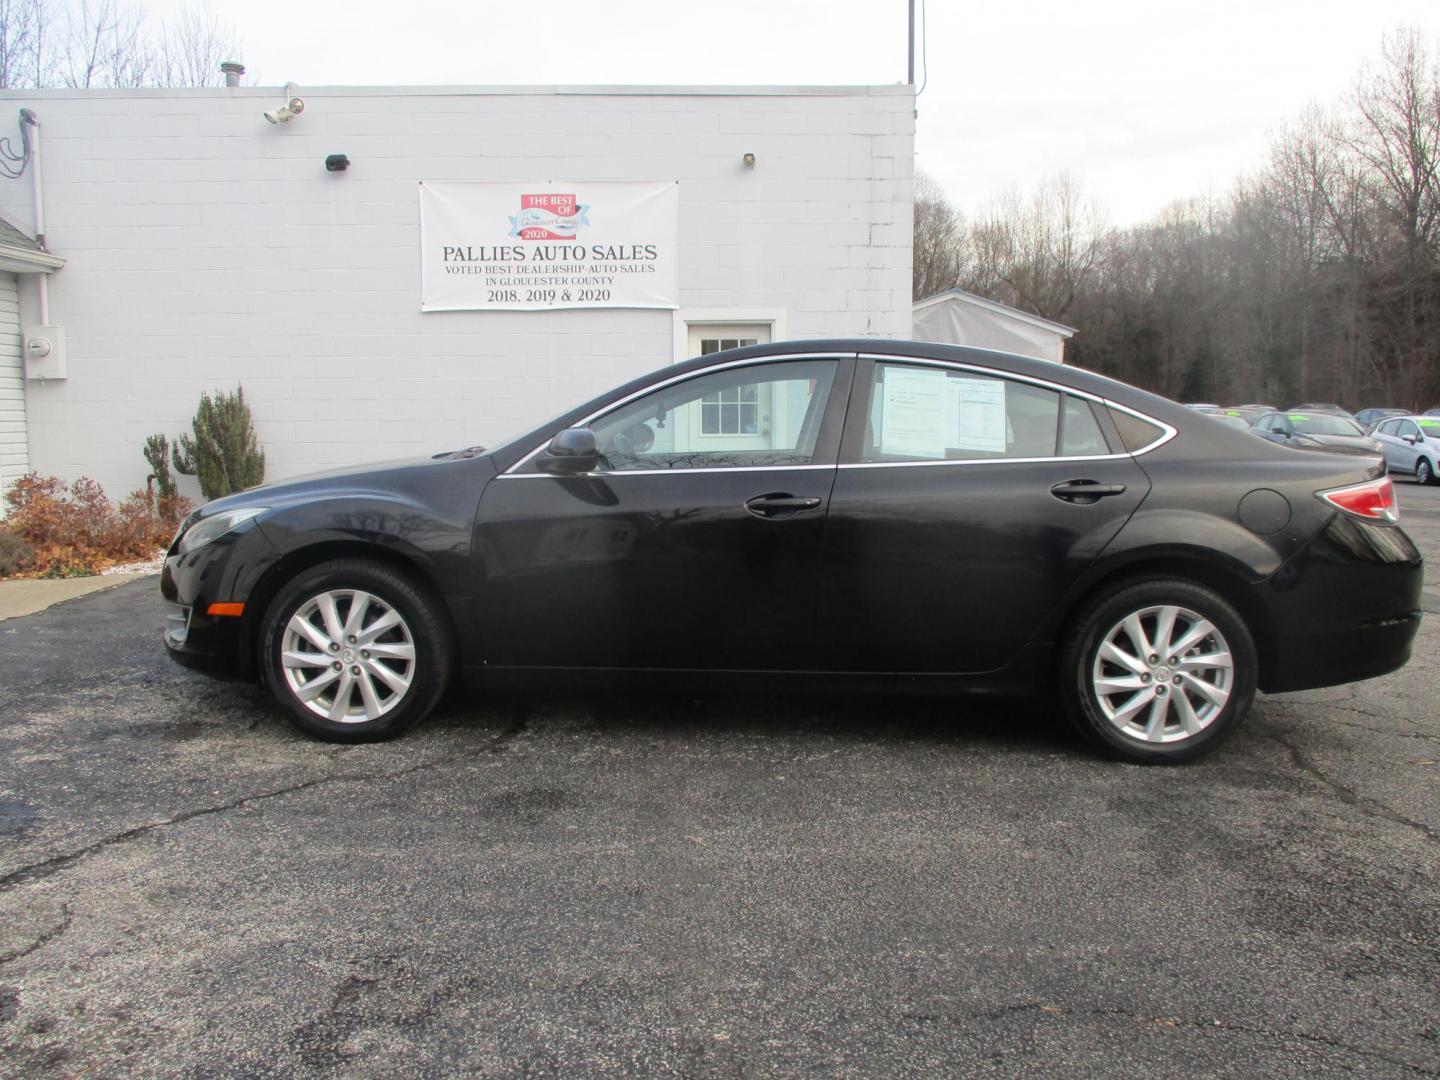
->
[539,427,600,473]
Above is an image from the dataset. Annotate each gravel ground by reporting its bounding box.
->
[1,483,1438,1078]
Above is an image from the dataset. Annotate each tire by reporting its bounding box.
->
[1057,577,1258,765]
[1417,458,1434,486]
[259,558,452,742]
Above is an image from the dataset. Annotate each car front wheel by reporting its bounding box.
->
[1059,578,1258,764]
[1417,458,1434,486]
[259,559,451,742]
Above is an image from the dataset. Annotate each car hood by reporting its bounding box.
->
[192,451,494,518]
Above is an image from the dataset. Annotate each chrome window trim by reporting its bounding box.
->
[838,452,1125,471]
[502,352,854,477]
[498,463,837,479]
[499,350,1179,479]
[854,352,1178,463]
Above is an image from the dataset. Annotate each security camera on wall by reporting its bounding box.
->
[264,97,305,124]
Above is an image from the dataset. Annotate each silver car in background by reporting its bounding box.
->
[1372,415,1440,485]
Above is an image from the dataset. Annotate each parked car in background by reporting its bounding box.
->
[1372,415,1440,485]
[1210,413,1253,431]
[1290,403,1356,418]
[1252,411,1384,457]
[159,340,1422,765]
[1224,405,1273,425]
[1425,408,1440,416]
[1355,407,1409,429]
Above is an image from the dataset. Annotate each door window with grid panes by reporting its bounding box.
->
[701,383,760,436]
[700,335,760,355]
[581,359,837,471]
[685,323,772,446]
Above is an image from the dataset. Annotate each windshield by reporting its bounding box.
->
[1419,418,1440,439]
[1288,413,1363,436]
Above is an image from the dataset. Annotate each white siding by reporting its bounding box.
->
[0,85,915,497]
[0,272,25,502]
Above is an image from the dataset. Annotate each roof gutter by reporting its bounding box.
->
[0,242,63,274]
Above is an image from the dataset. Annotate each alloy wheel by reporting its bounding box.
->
[280,589,417,723]
[1419,460,1432,486]
[1090,604,1235,744]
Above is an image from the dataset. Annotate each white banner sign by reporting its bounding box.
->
[419,180,679,312]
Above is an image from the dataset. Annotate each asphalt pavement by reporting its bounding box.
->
[1,483,1438,1077]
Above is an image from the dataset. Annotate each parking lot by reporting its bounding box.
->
[1,484,1438,1077]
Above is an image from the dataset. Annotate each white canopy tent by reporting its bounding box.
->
[913,289,1075,364]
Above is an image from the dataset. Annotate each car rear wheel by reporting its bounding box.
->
[1059,578,1257,764]
[259,559,451,742]
[1417,458,1434,486]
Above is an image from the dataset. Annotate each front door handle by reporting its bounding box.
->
[745,493,823,518]
[1050,479,1127,504]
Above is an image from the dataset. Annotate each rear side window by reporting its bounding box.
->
[862,363,1060,462]
[1059,395,1110,456]
[1107,407,1168,452]
[1378,419,1400,435]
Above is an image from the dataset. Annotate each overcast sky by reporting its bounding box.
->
[154,0,1440,225]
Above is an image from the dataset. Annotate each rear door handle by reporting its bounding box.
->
[1050,479,1127,503]
[744,493,823,518]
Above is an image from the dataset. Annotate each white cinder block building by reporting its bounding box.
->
[0,83,914,498]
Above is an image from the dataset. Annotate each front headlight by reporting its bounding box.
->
[177,507,268,554]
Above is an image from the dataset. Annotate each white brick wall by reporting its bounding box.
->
[0,85,914,496]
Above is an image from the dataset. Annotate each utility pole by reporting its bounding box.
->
[908,0,916,84]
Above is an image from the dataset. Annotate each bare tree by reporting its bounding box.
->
[0,0,238,88]
[0,0,39,87]
[969,173,1109,320]
[912,169,966,300]
[1342,28,1440,406]
[1347,29,1440,257]
[155,1,238,88]
[61,0,151,88]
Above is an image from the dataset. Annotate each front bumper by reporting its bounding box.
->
[1259,513,1423,693]
[160,521,280,681]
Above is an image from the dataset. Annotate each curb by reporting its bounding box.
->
[0,573,154,622]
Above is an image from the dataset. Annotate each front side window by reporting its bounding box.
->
[579,359,837,472]
[862,363,1108,463]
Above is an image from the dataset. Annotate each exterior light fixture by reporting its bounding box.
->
[264,97,304,124]
[742,152,756,169]
[265,85,306,124]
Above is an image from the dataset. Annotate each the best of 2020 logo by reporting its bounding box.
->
[509,194,591,240]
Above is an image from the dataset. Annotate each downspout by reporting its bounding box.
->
[19,108,47,324]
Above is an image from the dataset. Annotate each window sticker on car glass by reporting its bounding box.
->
[1288,414,1310,421]
[946,377,1007,453]
[1420,419,1440,430]
[879,366,948,458]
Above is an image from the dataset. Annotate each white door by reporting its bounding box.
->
[0,273,25,506]
[679,322,784,455]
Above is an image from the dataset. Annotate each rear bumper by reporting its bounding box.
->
[1259,514,1423,693]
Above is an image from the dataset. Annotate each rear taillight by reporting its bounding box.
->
[1317,476,1399,523]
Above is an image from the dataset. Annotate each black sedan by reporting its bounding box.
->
[161,341,1423,764]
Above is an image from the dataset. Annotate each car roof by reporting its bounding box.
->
[670,338,1185,415]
